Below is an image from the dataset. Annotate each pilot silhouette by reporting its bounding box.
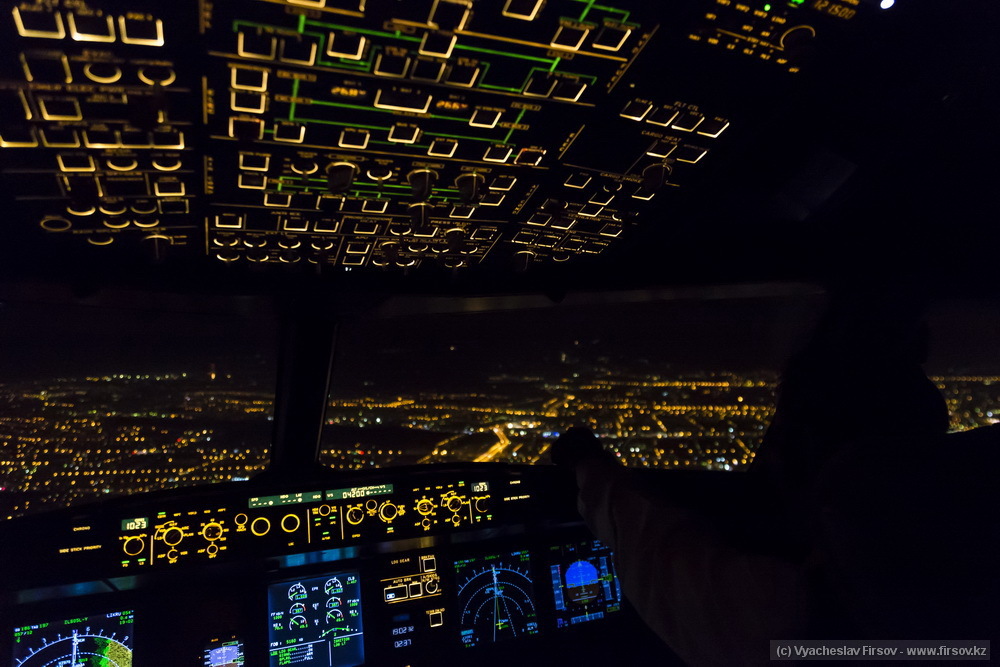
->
[552,281,997,666]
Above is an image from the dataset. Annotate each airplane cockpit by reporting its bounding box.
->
[1,0,997,665]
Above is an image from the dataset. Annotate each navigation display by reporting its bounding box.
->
[12,610,134,666]
[204,636,244,666]
[548,540,622,628]
[267,570,364,667]
[454,550,539,648]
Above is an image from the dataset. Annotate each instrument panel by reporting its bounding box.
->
[1,465,659,666]
[0,0,875,277]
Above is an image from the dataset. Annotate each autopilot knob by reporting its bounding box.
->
[326,162,359,194]
[407,169,438,202]
[454,172,485,203]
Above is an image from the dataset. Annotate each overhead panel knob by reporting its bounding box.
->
[454,172,485,203]
[640,163,672,195]
[407,168,438,202]
[325,161,359,194]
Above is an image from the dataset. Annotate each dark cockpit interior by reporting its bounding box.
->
[1,0,998,665]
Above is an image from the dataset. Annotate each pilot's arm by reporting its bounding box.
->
[554,427,809,667]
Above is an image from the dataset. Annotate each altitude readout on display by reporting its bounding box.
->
[267,570,364,667]
[549,540,622,628]
[204,636,244,666]
[454,550,539,647]
[12,610,134,667]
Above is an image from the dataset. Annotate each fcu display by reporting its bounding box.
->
[0,0,865,272]
[12,610,134,667]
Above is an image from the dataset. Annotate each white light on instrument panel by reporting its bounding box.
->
[13,8,66,39]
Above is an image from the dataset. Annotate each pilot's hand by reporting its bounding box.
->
[550,426,606,467]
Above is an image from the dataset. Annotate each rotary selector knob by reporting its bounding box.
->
[326,162,359,193]
[415,498,436,516]
[123,536,145,556]
[162,527,184,546]
[455,172,485,203]
[407,169,438,201]
[291,158,318,175]
[378,502,402,522]
[474,497,489,513]
[424,579,440,594]
[367,165,394,181]
[346,505,365,525]
[445,495,465,513]
[201,522,224,541]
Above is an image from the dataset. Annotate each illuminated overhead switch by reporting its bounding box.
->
[354,220,380,234]
[160,199,189,216]
[578,204,603,218]
[362,199,389,214]
[153,179,186,197]
[592,25,632,51]
[502,0,544,20]
[374,89,432,114]
[229,117,264,141]
[552,80,587,102]
[483,145,513,163]
[588,190,614,206]
[152,130,184,149]
[480,191,505,206]
[647,139,676,158]
[512,231,536,244]
[673,145,708,163]
[83,130,120,148]
[237,31,276,60]
[214,214,246,230]
[671,111,704,132]
[469,109,502,128]
[68,13,115,42]
[238,173,267,189]
[293,194,318,210]
[264,192,292,208]
[411,59,445,82]
[429,1,471,30]
[527,213,550,226]
[338,129,370,150]
[57,154,96,172]
[550,216,574,230]
[282,217,310,232]
[326,162,359,193]
[551,26,589,51]
[515,148,545,166]
[13,8,66,39]
[374,53,411,78]
[600,224,623,237]
[120,130,151,148]
[231,68,268,91]
[326,32,367,60]
[231,91,266,113]
[388,124,421,144]
[638,163,671,197]
[39,97,82,121]
[489,175,516,191]
[273,122,306,143]
[564,172,592,189]
[646,107,679,127]
[449,205,474,219]
[523,76,556,98]
[239,153,270,171]
[428,138,458,157]
[20,53,72,83]
[620,100,652,121]
[697,118,730,138]
[446,63,480,87]
[419,32,456,58]
[41,128,80,147]
[280,37,318,66]
[119,17,164,46]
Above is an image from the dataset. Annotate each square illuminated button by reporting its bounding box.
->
[374,53,410,78]
[239,153,270,171]
[550,216,574,230]
[237,31,275,59]
[345,241,370,254]
[273,122,306,143]
[527,213,550,226]
[592,25,631,51]
[480,192,504,206]
[647,139,676,158]
[388,124,421,144]
[362,199,389,213]
[419,32,456,58]
[120,131,151,148]
[588,191,614,206]
[339,129,370,149]
[552,80,586,102]
[450,205,474,219]
[620,100,652,121]
[646,107,679,126]
[231,91,266,113]
[671,111,704,132]
[264,192,292,207]
[483,145,512,163]
[152,130,184,149]
[469,109,502,128]
[446,64,480,87]
[600,224,623,237]
[354,220,380,234]
[411,59,445,82]
[56,154,96,172]
[41,128,80,147]
[68,13,115,42]
[13,8,66,39]
[229,118,264,141]
[214,214,245,229]
[428,138,458,157]
[489,175,516,191]
[280,37,317,66]
[523,76,555,98]
[39,97,82,120]
[428,610,444,627]
[238,173,267,189]
[153,179,186,196]
[327,32,366,60]
[551,25,589,51]
[119,17,164,46]
[564,172,591,189]
[503,0,543,20]
[515,149,545,166]
[83,130,120,148]
[673,145,708,163]
[697,118,730,138]
[578,204,603,218]
[21,53,71,83]
[160,199,189,214]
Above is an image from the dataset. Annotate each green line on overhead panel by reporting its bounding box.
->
[289,79,300,121]
[298,14,305,33]
[452,43,557,64]
[503,107,528,144]
[569,0,631,22]
[294,116,390,131]
[549,57,561,73]
[304,20,421,43]
[478,83,524,93]
[430,132,502,143]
